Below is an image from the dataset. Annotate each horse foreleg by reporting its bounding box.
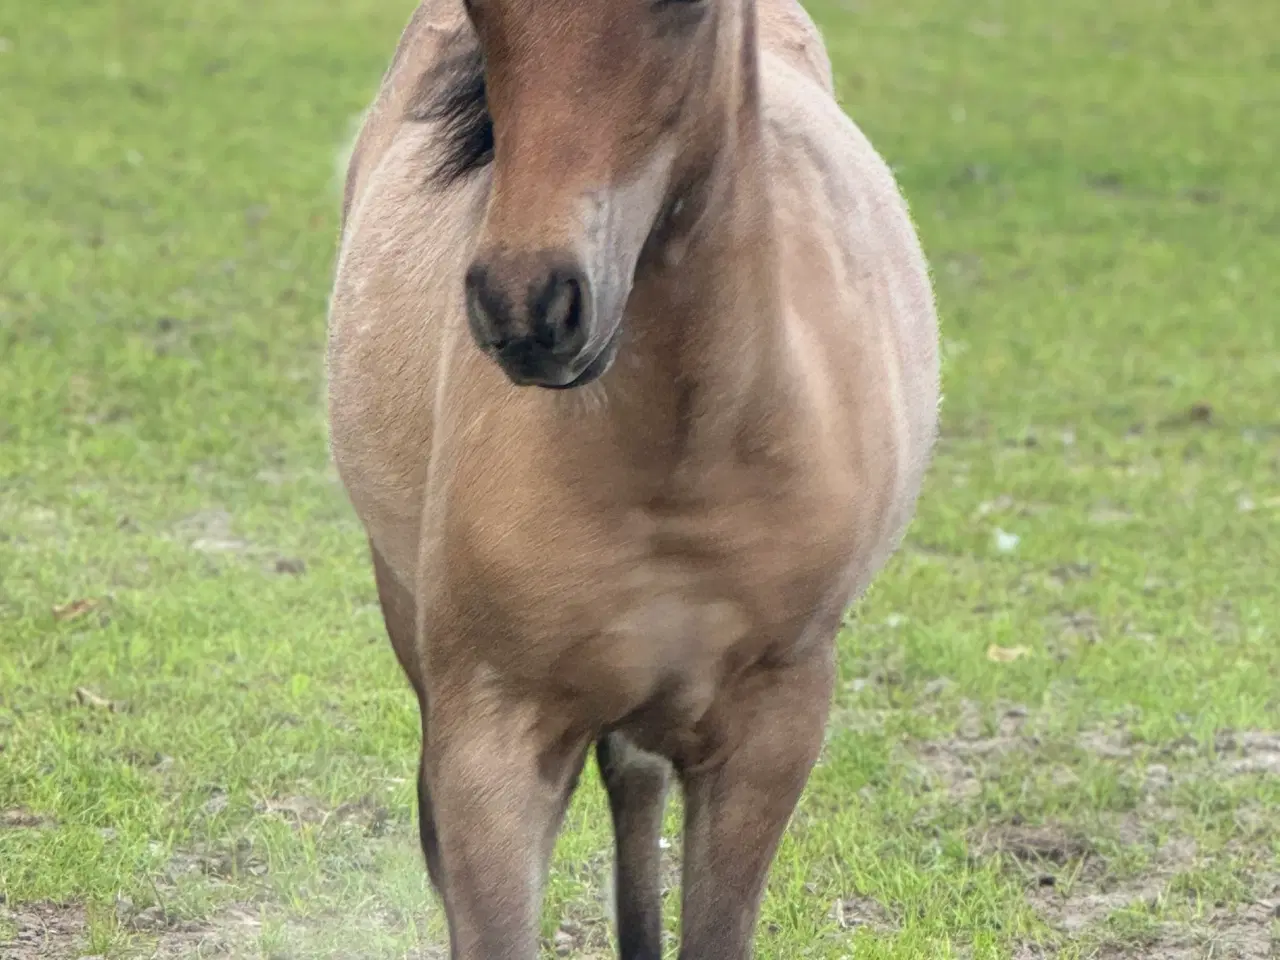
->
[598,732,671,960]
[675,653,834,960]
[426,686,589,960]
[370,544,449,896]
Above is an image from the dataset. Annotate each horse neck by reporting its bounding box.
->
[598,97,793,475]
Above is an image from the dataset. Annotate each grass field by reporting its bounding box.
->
[2,0,1278,957]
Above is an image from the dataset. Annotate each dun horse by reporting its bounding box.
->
[327,0,939,955]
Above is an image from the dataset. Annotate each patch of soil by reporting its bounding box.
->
[256,794,328,825]
[907,730,1031,800]
[1028,875,1165,935]
[917,722,1280,809]
[1009,819,1277,957]
[164,837,269,883]
[974,822,1094,867]
[937,724,1280,957]
[1070,902,1277,959]
[830,895,894,933]
[112,897,238,957]
[1077,728,1133,759]
[269,556,306,576]
[0,898,263,960]
[175,508,252,555]
[1053,609,1101,644]
[0,901,86,960]
[546,917,613,958]
[1216,731,1280,776]
[252,793,391,836]
[330,795,393,836]
[0,809,55,830]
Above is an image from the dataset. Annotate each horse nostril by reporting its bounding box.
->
[533,271,585,352]
[559,277,582,335]
[464,262,499,333]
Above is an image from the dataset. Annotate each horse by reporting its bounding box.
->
[325,0,939,955]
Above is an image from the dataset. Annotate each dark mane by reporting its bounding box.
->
[407,41,493,187]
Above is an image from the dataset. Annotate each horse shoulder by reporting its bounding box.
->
[762,53,935,341]
[760,60,940,551]
[329,3,483,586]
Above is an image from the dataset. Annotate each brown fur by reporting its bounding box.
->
[327,0,939,956]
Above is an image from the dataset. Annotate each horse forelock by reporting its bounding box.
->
[407,32,492,188]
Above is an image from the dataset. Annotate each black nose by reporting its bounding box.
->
[464,252,590,384]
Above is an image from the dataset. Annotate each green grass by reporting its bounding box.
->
[1,0,1277,957]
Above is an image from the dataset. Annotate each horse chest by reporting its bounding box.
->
[435,476,857,716]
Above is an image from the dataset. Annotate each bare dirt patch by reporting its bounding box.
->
[1006,835,1277,957]
[912,723,1280,807]
[545,917,613,959]
[975,822,1094,868]
[164,837,270,884]
[830,894,895,934]
[0,901,87,960]
[0,899,271,960]
[0,808,56,830]
[905,713,1032,801]
[907,724,1280,957]
[174,509,252,555]
[1029,903,1279,959]
[253,794,391,835]
[1216,732,1280,777]
[1028,874,1165,936]
[160,793,395,890]
[114,899,242,958]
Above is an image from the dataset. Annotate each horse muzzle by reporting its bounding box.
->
[464,248,619,389]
